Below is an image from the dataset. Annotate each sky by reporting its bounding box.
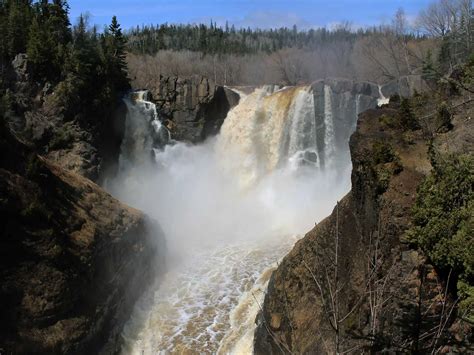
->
[68,0,433,30]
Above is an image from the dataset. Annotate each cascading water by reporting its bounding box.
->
[121,90,170,168]
[323,84,336,169]
[377,85,390,106]
[110,84,372,354]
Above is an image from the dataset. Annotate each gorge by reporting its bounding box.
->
[107,79,384,353]
[1,1,472,352]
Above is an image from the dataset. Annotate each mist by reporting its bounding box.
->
[110,86,354,353]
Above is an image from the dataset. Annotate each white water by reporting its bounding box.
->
[323,85,336,169]
[377,85,390,106]
[121,90,170,168]
[112,85,355,354]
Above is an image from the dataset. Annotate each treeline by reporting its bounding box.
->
[127,0,473,88]
[0,0,128,123]
[127,22,373,55]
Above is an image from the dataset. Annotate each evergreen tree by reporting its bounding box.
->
[103,15,129,92]
[7,0,32,58]
[26,15,54,79]
[399,97,419,130]
[422,50,438,84]
[26,0,71,81]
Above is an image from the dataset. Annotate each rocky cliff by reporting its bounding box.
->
[3,54,126,182]
[0,125,165,354]
[145,75,240,142]
[254,94,473,353]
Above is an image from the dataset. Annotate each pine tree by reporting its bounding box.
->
[399,97,419,130]
[7,0,32,58]
[27,15,55,80]
[422,50,438,84]
[103,15,129,91]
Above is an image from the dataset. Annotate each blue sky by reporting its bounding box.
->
[69,0,433,30]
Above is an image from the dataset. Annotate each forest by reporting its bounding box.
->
[126,2,473,87]
[0,0,129,123]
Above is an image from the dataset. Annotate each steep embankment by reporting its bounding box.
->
[254,95,473,353]
[0,125,165,353]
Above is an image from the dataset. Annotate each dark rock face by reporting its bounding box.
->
[146,75,240,142]
[3,54,127,182]
[254,102,468,353]
[0,128,164,354]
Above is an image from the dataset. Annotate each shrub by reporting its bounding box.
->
[372,141,402,193]
[399,97,419,131]
[372,141,398,165]
[406,154,474,320]
[436,101,452,133]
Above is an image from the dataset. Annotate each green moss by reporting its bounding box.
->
[402,131,416,145]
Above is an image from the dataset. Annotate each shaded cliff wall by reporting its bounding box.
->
[145,75,240,142]
[0,120,165,354]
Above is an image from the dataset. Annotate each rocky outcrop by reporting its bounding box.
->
[3,54,127,182]
[145,75,239,142]
[0,126,164,354]
[254,98,471,353]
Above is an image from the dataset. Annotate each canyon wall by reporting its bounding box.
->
[144,75,240,142]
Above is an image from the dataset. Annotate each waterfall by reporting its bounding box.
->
[112,83,377,355]
[285,87,319,169]
[377,85,390,106]
[217,86,322,188]
[323,84,336,168]
[120,90,170,169]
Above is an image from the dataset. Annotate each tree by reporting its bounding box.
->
[26,0,71,81]
[103,15,129,91]
[6,0,32,58]
[26,15,54,79]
